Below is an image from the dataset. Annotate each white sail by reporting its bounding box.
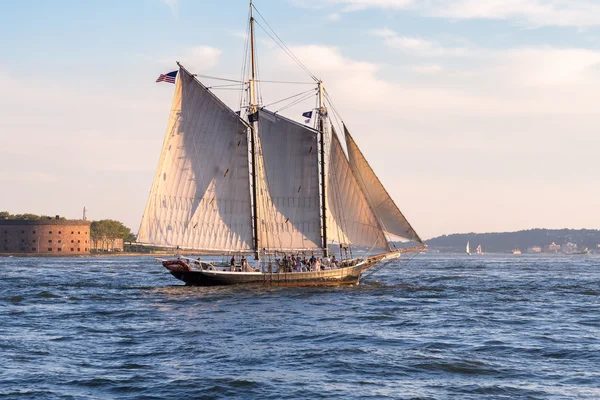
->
[138,68,254,252]
[254,109,322,251]
[327,128,388,251]
[345,126,423,244]
[466,241,470,254]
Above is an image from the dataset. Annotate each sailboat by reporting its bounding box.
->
[466,241,471,255]
[475,244,483,255]
[137,1,425,286]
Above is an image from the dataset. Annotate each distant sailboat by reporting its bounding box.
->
[466,241,471,255]
[137,1,425,286]
[476,245,483,255]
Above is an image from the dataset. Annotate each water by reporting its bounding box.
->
[1,254,599,399]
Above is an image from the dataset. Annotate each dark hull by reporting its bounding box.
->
[170,264,363,287]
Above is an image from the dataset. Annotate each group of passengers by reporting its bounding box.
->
[226,254,342,273]
[276,254,340,273]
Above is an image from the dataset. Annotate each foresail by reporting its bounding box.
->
[254,109,322,251]
[344,126,423,244]
[327,128,388,251]
[137,68,254,252]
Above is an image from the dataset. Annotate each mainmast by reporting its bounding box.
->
[318,81,329,257]
[249,0,260,260]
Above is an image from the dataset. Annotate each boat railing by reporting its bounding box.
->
[164,255,365,274]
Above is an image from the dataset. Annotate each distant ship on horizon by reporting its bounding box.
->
[476,244,484,255]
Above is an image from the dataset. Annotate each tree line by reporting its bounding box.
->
[0,211,66,220]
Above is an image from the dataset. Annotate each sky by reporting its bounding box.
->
[1,0,599,239]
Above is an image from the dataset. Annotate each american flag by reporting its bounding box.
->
[156,70,178,84]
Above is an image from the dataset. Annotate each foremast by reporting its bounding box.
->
[249,0,260,261]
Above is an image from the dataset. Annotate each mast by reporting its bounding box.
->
[318,80,329,257]
[249,0,260,260]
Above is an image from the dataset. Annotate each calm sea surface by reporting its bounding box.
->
[1,254,599,399]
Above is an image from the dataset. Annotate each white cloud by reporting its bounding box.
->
[502,47,600,85]
[327,12,341,21]
[425,0,600,28]
[371,29,466,56]
[332,0,413,12]
[315,0,600,28]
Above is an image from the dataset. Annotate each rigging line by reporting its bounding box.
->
[239,8,251,110]
[207,83,247,89]
[324,90,345,128]
[193,74,244,84]
[251,4,319,82]
[324,91,347,132]
[252,19,318,82]
[323,92,342,130]
[275,91,317,114]
[261,88,316,109]
[255,36,264,106]
[256,80,315,85]
[208,87,247,91]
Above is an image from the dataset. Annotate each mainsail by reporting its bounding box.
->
[344,125,423,244]
[327,128,388,251]
[254,110,322,251]
[138,68,255,252]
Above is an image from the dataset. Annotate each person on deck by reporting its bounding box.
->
[331,255,339,269]
[230,255,236,271]
[295,258,303,272]
[241,256,251,272]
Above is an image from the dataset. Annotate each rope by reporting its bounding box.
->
[239,10,251,111]
[207,83,247,89]
[252,17,318,82]
[193,74,244,84]
[208,87,246,91]
[274,91,317,114]
[261,88,316,109]
[257,80,315,85]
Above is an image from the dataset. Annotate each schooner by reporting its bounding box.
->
[137,1,425,286]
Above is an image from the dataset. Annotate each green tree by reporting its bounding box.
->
[90,219,136,251]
